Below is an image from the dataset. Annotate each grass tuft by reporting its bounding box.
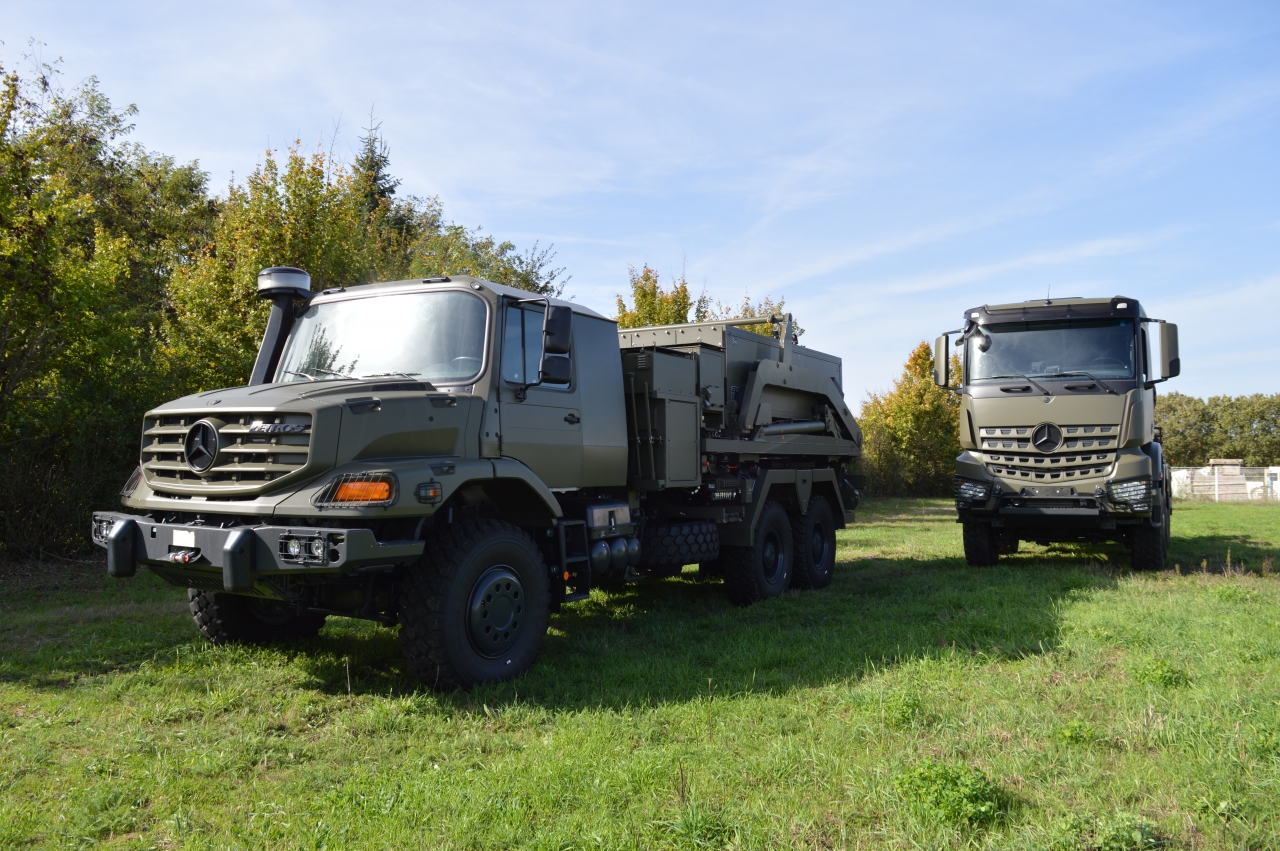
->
[1132,658,1191,688]
[894,758,1008,825]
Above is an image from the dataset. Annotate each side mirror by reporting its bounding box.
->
[933,335,949,387]
[539,354,572,384]
[1159,323,1180,379]
[544,305,573,355]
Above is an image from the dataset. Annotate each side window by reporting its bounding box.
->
[501,304,569,387]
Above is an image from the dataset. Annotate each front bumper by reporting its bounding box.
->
[91,512,424,593]
[953,447,1159,536]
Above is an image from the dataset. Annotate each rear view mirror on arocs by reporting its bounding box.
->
[1159,323,1180,379]
[933,335,949,387]
[544,305,573,355]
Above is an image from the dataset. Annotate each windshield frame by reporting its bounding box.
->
[272,286,492,387]
[963,317,1140,386]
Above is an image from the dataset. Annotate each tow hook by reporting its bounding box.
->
[168,549,199,564]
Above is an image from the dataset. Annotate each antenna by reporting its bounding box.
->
[1046,283,1051,303]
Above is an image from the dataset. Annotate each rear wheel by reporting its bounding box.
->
[399,519,549,690]
[723,501,793,606]
[962,522,999,567]
[188,590,326,645]
[790,496,837,589]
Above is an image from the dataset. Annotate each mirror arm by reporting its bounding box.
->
[509,296,554,396]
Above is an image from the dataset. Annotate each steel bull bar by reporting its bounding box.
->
[91,512,424,592]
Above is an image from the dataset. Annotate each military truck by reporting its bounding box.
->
[92,267,863,688]
[933,296,1179,569]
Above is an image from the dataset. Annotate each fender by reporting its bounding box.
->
[719,467,844,547]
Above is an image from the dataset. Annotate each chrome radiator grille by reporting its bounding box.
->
[141,412,312,493]
[980,424,1120,482]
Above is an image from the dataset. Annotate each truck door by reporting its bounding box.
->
[498,301,583,487]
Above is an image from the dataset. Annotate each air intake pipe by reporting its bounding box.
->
[248,267,314,385]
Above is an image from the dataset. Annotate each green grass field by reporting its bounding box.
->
[2,500,1279,849]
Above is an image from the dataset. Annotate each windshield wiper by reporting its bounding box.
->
[361,372,422,379]
[983,374,1052,396]
[282,370,318,381]
[312,368,356,379]
[1047,371,1118,395]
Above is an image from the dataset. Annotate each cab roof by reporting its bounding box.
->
[308,274,609,321]
[963,296,1146,326]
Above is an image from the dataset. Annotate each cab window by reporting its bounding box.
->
[502,304,569,387]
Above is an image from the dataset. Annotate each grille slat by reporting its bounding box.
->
[981,422,1119,480]
[141,411,313,494]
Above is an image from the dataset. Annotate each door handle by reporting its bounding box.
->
[564,414,581,424]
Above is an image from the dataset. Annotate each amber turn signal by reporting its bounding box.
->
[334,480,391,502]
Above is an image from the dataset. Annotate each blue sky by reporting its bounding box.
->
[5,1,1279,402]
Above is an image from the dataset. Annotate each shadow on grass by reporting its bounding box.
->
[8,518,1271,709]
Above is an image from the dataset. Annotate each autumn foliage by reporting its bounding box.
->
[859,342,963,497]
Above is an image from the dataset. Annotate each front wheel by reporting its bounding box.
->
[1131,518,1166,572]
[188,590,326,645]
[962,522,999,567]
[399,519,550,690]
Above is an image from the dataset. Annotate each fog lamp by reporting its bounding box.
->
[307,538,326,558]
[285,538,303,557]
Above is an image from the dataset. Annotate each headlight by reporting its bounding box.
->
[954,477,991,500]
[313,472,399,507]
[1107,478,1151,503]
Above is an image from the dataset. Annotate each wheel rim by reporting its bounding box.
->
[809,522,829,574]
[761,530,785,583]
[468,566,525,657]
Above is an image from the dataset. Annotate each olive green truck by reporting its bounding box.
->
[934,296,1180,570]
[92,268,864,688]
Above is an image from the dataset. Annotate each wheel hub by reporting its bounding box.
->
[468,566,525,657]
[761,532,784,582]
[810,523,828,569]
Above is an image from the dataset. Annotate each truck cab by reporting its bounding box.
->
[934,296,1180,569]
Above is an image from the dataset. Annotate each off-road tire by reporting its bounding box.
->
[790,496,837,590]
[187,589,326,645]
[1131,519,1166,572]
[723,501,793,606]
[641,520,719,575]
[962,522,999,567]
[399,519,550,690]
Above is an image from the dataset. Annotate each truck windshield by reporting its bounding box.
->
[275,291,488,384]
[967,318,1136,383]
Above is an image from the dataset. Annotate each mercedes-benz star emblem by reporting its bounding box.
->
[1032,422,1062,453]
[184,421,219,472]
